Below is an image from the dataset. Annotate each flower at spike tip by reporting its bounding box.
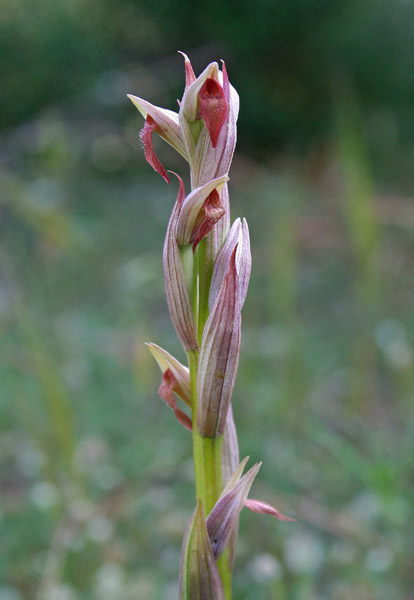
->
[128,54,239,189]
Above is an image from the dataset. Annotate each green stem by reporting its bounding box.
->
[197,238,214,345]
[188,352,223,513]
[187,238,232,599]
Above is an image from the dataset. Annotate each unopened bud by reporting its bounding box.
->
[206,462,261,558]
[179,499,224,599]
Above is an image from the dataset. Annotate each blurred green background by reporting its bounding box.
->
[1,1,413,599]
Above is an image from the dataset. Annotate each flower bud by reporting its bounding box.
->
[206,462,261,558]
[197,250,241,437]
[179,499,224,600]
[163,174,199,352]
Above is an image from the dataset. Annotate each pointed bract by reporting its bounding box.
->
[178,51,196,89]
[197,250,241,437]
[221,61,230,103]
[221,424,241,570]
[206,463,261,558]
[222,405,240,487]
[221,456,249,496]
[179,499,224,600]
[209,218,251,311]
[163,174,199,352]
[146,342,191,406]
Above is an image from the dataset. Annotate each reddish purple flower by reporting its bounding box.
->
[198,77,228,148]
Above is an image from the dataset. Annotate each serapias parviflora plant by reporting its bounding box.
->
[129,54,295,599]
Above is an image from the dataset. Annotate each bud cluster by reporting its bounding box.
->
[129,54,293,598]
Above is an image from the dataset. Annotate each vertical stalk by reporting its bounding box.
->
[187,240,232,599]
[197,238,214,345]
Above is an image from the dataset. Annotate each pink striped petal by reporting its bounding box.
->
[245,499,296,522]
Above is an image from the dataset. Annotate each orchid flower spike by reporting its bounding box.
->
[129,54,295,600]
